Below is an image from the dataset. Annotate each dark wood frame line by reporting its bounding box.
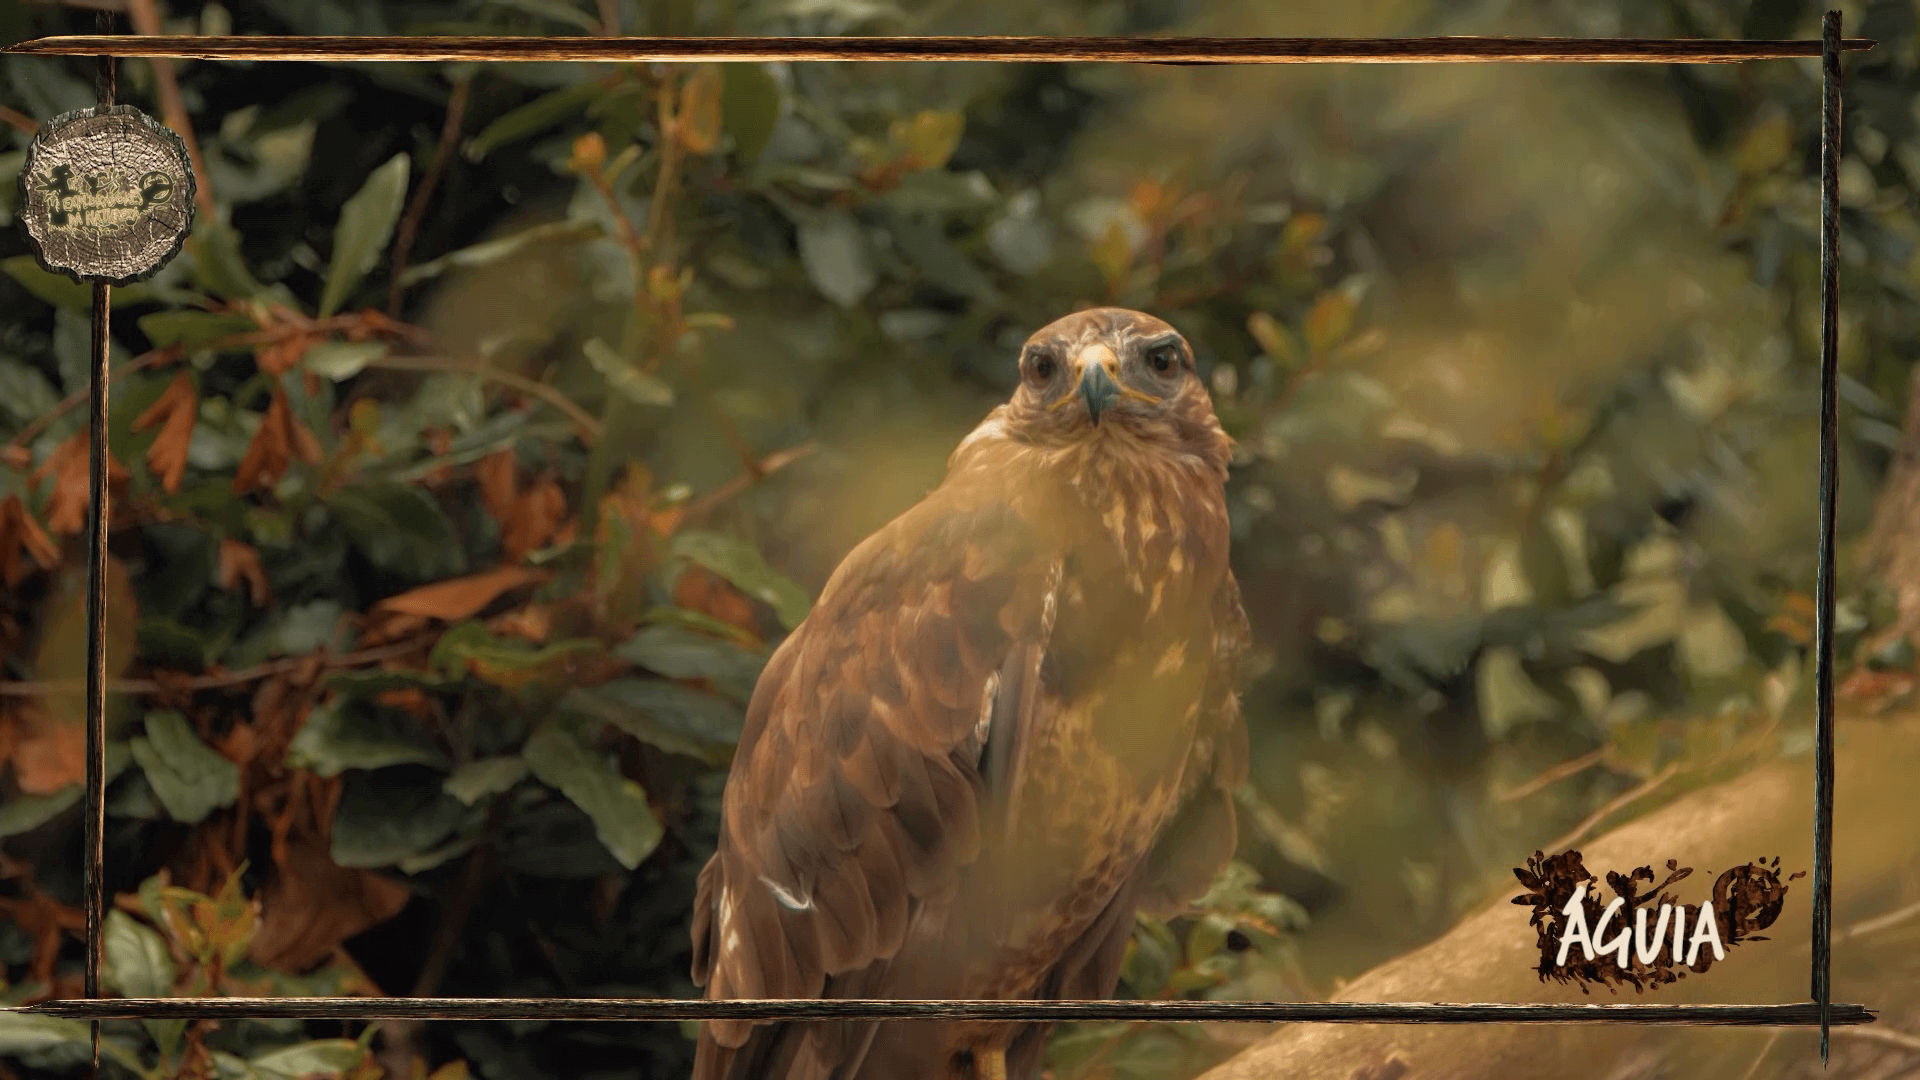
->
[0,12,1869,1075]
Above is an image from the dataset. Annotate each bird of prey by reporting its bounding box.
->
[690,307,1250,1080]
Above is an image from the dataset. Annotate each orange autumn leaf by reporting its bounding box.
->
[674,565,758,639]
[233,390,322,494]
[11,704,84,795]
[250,836,410,974]
[502,477,567,562]
[217,538,271,607]
[256,330,320,377]
[475,449,518,524]
[30,432,130,535]
[132,370,199,493]
[374,564,548,621]
[0,884,84,984]
[0,495,60,586]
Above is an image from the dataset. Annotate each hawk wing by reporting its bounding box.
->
[1135,570,1251,917]
[690,473,1055,1079]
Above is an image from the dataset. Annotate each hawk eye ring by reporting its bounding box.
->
[1148,346,1177,375]
[1030,353,1056,381]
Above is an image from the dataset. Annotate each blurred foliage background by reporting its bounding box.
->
[0,0,1916,1078]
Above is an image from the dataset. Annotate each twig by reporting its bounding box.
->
[0,638,430,697]
[1737,1028,1782,1080]
[1542,762,1681,855]
[366,356,601,443]
[1827,900,1920,946]
[3,313,424,456]
[3,348,177,453]
[388,74,474,317]
[123,0,216,222]
[1497,747,1608,803]
[1837,1028,1920,1054]
[677,441,817,525]
[0,104,34,134]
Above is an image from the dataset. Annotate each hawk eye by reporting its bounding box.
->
[1029,352,1057,382]
[1148,345,1179,375]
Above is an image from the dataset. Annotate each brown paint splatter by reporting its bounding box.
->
[1510,850,1802,994]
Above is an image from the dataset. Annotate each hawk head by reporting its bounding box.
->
[1000,307,1231,475]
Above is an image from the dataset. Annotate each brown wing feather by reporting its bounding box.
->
[1137,570,1252,917]
[692,477,1053,1080]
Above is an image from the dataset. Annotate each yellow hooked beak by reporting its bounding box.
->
[1048,343,1161,424]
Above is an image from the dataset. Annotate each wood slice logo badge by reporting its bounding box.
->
[17,104,197,285]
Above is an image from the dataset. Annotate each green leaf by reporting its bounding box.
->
[189,217,269,300]
[0,785,81,838]
[465,81,603,161]
[796,212,877,308]
[0,1012,91,1054]
[319,152,411,318]
[429,622,602,687]
[671,530,812,630]
[721,64,782,164]
[522,725,663,870]
[305,340,390,381]
[250,1038,366,1080]
[137,310,257,352]
[0,356,62,429]
[444,757,529,805]
[138,615,218,669]
[285,701,449,777]
[584,337,674,407]
[3,254,90,309]
[103,909,175,998]
[325,483,466,581]
[0,1012,144,1072]
[397,219,601,287]
[329,770,467,868]
[130,711,240,824]
[566,679,743,762]
[615,624,767,702]
[323,666,444,698]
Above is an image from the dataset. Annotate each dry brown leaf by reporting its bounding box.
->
[30,431,131,535]
[0,885,85,985]
[674,565,759,638]
[374,565,548,621]
[475,449,517,524]
[217,538,271,607]
[233,390,322,494]
[256,331,319,377]
[0,494,60,586]
[487,603,552,643]
[132,370,198,493]
[250,836,411,974]
[592,465,659,632]
[502,478,567,562]
[10,703,84,795]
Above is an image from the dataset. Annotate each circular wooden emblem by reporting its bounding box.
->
[17,104,197,286]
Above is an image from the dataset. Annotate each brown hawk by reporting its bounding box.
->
[690,307,1250,1080]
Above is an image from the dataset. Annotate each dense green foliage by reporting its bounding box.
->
[0,1,1916,1078]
